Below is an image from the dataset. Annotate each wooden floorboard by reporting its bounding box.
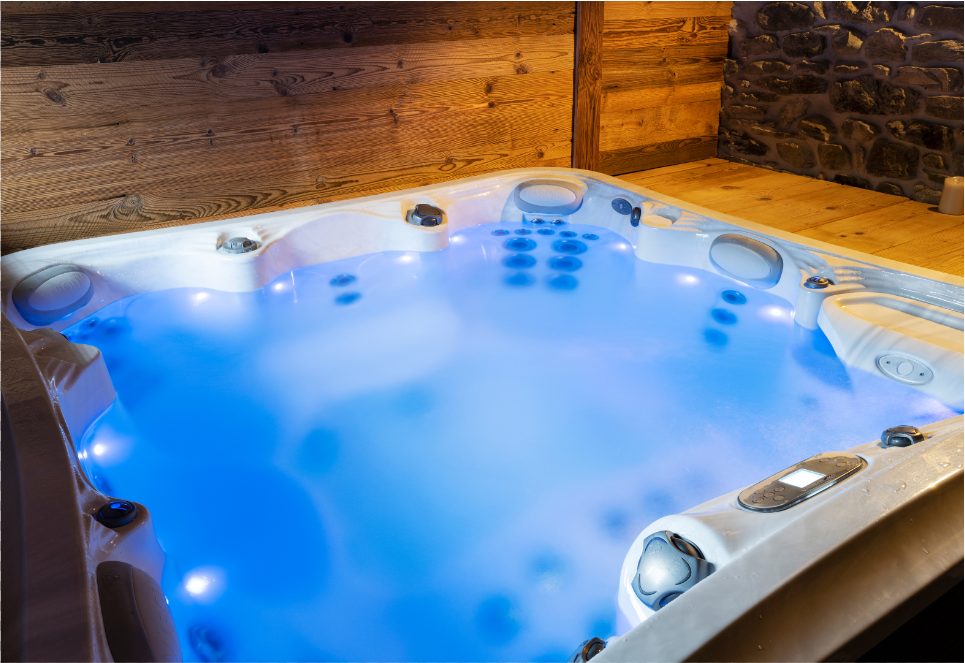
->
[621,158,964,277]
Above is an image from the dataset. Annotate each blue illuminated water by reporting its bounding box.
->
[68,221,957,662]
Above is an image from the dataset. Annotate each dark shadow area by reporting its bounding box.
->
[857,580,964,662]
[1,398,25,662]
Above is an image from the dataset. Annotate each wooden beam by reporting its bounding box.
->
[600,136,717,175]
[572,1,603,171]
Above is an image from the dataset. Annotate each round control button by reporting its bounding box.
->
[772,495,786,503]
[772,486,785,492]
[763,491,774,498]
[896,361,914,377]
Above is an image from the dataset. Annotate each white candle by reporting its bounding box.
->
[938,176,964,215]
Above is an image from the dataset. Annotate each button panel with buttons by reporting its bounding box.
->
[875,353,934,385]
[737,453,866,512]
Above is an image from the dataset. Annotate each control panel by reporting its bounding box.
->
[738,453,866,512]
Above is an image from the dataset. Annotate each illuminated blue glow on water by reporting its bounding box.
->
[68,222,957,662]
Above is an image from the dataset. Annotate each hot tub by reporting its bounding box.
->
[2,168,962,662]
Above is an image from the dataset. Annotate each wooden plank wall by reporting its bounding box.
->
[597,1,730,175]
[0,2,575,252]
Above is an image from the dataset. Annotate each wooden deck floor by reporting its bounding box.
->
[620,158,964,277]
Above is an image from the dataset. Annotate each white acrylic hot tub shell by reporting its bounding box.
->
[2,167,962,662]
[4,167,962,412]
[610,417,963,662]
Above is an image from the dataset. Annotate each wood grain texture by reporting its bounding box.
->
[0,2,575,65]
[2,35,575,126]
[599,136,717,174]
[621,158,964,276]
[598,1,730,175]
[572,1,603,170]
[1,2,575,252]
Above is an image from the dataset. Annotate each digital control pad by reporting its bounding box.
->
[738,453,866,512]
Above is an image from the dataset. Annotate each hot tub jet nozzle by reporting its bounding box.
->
[633,530,713,610]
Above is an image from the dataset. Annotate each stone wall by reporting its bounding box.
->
[719,1,964,203]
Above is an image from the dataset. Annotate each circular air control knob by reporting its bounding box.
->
[880,425,926,448]
[570,637,606,662]
[804,275,834,289]
[218,236,260,254]
[95,499,139,528]
[406,204,445,227]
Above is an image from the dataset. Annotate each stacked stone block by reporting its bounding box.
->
[719,1,964,203]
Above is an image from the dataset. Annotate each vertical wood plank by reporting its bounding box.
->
[597,1,730,174]
[572,1,603,171]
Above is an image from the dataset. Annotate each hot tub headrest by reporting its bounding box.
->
[513,179,587,216]
[709,234,784,289]
[12,264,94,326]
